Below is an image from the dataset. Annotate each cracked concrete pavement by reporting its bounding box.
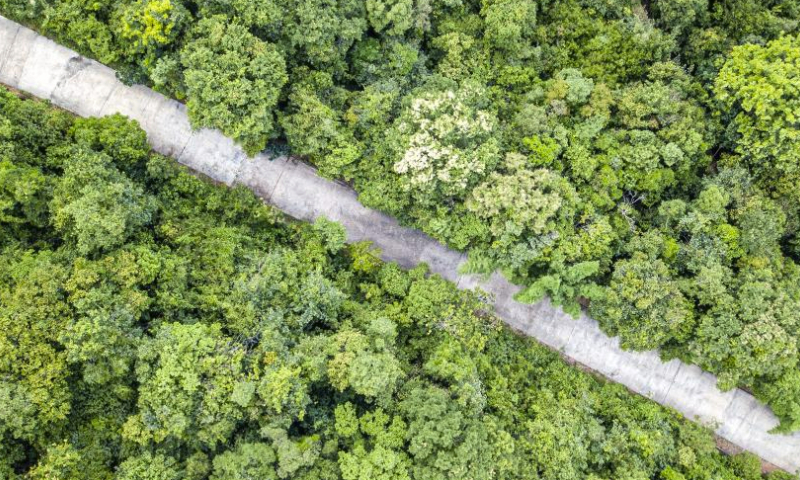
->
[1,15,798,472]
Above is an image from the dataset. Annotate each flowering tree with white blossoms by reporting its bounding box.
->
[392,81,500,206]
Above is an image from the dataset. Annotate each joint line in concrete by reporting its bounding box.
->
[175,128,195,165]
[229,154,246,187]
[265,163,288,202]
[561,319,580,352]
[453,252,469,289]
[97,81,120,118]
[657,361,684,405]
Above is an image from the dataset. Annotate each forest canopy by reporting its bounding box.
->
[3,89,795,479]
[2,0,800,449]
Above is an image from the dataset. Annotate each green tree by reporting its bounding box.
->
[652,0,708,35]
[0,156,50,230]
[26,442,100,480]
[181,16,288,155]
[400,385,494,480]
[280,70,362,178]
[115,452,183,480]
[336,404,410,480]
[232,327,311,428]
[326,318,404,398]
[759,369,800,433]
[122,323,245,449]
[50,148,155,256]
[273,0,367,70]
[69,114,151,174]
[113,0,188,66]
[482,0,537,56]
[715,35,800,205]
[211,442,279,480]
[0,252,71,449]
[710,0,800,44]
[515,260,603,317]
[366,0,414,37]
[592,251,696,350]
[40,0,120,64]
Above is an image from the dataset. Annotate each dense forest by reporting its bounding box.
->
[5,0,798,432]
[4,89,796,479]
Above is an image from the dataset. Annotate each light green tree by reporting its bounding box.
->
[50,148,155,256]
[113,0,188,66]
[115,452,183,480]
[366,0,413,36]
[211,442,279,480]
[326,318,404,398]
[591,251,696,350]
[715,35,800,204]
[122,323,245,449]
[482,0,537,56]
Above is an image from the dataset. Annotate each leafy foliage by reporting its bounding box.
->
[2,0,800,440]
[0,90,782,479]
[181,16,287,154]
[715,35,800,205]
